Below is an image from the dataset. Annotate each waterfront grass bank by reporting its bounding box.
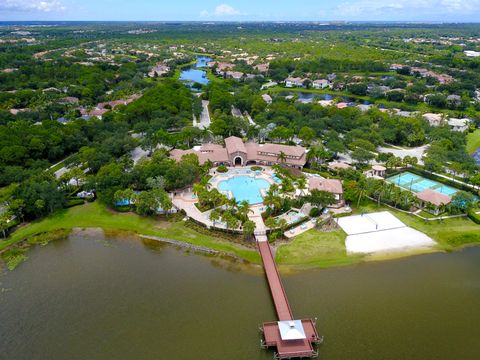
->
[2,201,479,271]
[0,202,261,265]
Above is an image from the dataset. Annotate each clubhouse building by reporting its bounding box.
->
[170,136,307,169]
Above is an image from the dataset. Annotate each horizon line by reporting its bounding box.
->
[2,20,480,24]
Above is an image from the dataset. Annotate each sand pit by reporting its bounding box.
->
[336,211,436,254]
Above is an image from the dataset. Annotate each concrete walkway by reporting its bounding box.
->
[284,219,316,239]
[249,205,267,239]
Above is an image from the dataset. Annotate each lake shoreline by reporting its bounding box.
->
[3,221,478,273]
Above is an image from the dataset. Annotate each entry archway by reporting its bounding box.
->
[234,156,243,166]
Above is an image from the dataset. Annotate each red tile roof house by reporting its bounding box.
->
[170,136,307,169]
[254,63,269,73]
[308,177,344,208]
[416,189,452,215]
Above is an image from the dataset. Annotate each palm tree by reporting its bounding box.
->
[199,176,212,190]
[209,209,221,227]
[192,183,205,196]
[226,197,238,211]
[268,183,279,197]
[265,217,278,229]
[277,151,287,165]
[243,220,256,240]
[296,176,308,196]
[237,200,253,222]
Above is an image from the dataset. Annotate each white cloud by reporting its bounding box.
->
[214,4,243,16]
[335,0,480,18]
[0,0,66,12]
[199,3,246,18]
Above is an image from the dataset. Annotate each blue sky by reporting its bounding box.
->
[1,0,480,22]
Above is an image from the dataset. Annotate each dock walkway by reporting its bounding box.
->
[257,236,321,359]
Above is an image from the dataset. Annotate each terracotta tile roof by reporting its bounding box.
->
[309,178,343,194]
[225,136,246,154]
[170,147,228,165]
[416,189,452,207]
[257,143,305,158]
[328,162,351,170]
[170,137,306,167]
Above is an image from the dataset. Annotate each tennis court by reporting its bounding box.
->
[386,171,459,196]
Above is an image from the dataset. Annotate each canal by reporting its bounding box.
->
[1,231,479,359]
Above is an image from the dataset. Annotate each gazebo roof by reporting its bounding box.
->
[277,320,307,340]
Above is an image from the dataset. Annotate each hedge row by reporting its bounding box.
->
[468,209,480,224]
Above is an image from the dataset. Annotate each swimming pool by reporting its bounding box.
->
[386,172,459,196]
[217,176,271,204]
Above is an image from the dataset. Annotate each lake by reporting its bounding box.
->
[179,55,212,86]
[1,231,480,359]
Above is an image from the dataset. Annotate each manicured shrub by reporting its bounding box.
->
[250,166,263,172]
[309,207,321,217]
[468,208,480,224]
[217,165,228,173]
[66,198,84,208]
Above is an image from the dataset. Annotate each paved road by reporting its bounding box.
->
[377,144,429,165]
[197,100,211,129]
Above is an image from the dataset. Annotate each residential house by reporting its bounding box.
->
[262,94,273,104]
[447,118,470,132]
[224,71,244,80]
[285,77,305,88]
[312,79,329,89]
[148,63,170,77]
[327,73,337,82]
[254,63,269,73]
[390,64,405,70]
[59,96,79,105]
[423,113,444,127]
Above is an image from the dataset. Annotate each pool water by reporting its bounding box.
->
[386,172,459,196]
[218,176,270,204]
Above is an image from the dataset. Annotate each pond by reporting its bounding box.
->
[1,232,480,359]
[179,55,212,86]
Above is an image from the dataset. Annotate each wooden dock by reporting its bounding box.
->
[257,239,322,359]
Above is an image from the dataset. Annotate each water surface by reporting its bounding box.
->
[1,232,480,359]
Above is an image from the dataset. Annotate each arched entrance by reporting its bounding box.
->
[234,156,243,166]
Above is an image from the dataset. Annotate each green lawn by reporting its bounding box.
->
[393,212,480,249]
[466,129,480,155]
[275,229,362,268]
[0,202,260,263]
